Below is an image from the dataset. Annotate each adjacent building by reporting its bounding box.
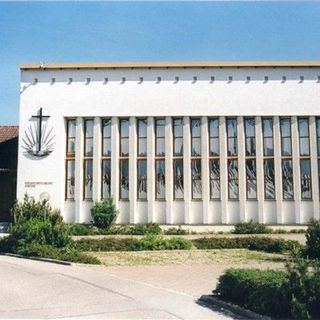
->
[17,61,320,224]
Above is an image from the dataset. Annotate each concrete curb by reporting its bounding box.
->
[0,252,72,266]
[199,295,271,320]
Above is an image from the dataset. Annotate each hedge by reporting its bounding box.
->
[75,235,193,251]
[215,268,288,317]
[192,236,302,253]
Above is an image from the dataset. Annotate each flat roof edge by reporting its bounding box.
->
[19,61,320,70]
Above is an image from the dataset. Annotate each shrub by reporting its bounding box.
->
[233,220,272,234]
[68,224,96,236]
[192,236,301,253]
[163,227,190,235]
[75,235,193,251]
[130,223,162,235]
[17,243,100,264]
[215,268,288,317]
[91,198,118,229]
[304,219,320,259]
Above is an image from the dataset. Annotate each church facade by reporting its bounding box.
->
[17,61,320,224]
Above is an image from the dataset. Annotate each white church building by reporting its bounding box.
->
[17,61,320,225]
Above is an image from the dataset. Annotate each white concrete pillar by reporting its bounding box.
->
[75,117,83,222]
[274,116,283,224]
[201,116,209,224]
[255,116,265,223]
[165,117,173,224]
[147,117,155,222]
[129,117,137,223]
[238,117,246,222]
[111,117,119,205]
[292,116,301,223]
[183,116,191,224]
[220,117,228,224]
[310,117,320,219]
[92,117,101,202]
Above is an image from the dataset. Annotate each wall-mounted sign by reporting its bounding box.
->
[22,108,55,157]
[25,181,53,188]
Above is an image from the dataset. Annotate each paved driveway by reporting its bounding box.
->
[0,256,233,319]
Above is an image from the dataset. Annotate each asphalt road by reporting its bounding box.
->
[0,256,233,319]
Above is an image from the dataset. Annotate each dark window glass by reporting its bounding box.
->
[282,159,294,200]
[280,118,292,156]
[191,119,201,156]
[191,159,202,199]
[209,159,220,199]
[173,118,183,156]
[228,159,238,199]
[227,118,237,156]
[298,118,310,156]
[244,118,256,156]
[102,119,111,156]
[119,119,129,156]
[209,118,219,156]
[137,119,147,156]
[300,159,312,200]
[84,119,94,157]
[66,160,75,200]
[102,159,111,199]
[83,160,93,199]
[264,159,275,200]
[67,119,76,155]
[120,159,129,200]
[137,159,147,199]
[246,159,257,199]
[262,118,274,156]
[173,159,184,199]
[155,159,165,200]
[155,119,165,156]
[317,118,320,156]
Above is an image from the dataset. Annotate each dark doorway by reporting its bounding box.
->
[0,126,19,222]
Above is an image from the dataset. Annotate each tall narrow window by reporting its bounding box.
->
[244,118,257,199]
[262,118,275,200]
[137,119,147,199]
[119,119,129,200]
[227,118,238,199]
[209,118,220,199]
[173,118,184,199]
[191,118,202,199]
[280,118,293,200]
[65,119,76,200]
[155,119,165,200]
[102,119,111,199]
[316,118,320,191]
[298,118,312,199]
[83,119,93,200]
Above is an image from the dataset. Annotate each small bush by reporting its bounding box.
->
[91,198,118,229]
[233,220,272,234]
[192,236,301,253]
[130,223,162,235]
[75,235,193,252]
[215,268,288,317]
[17,243,100,264]
[163,227,190,235]
[304,219,320,259]
[68,224,96,236]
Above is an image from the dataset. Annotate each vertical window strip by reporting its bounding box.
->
[227,118,238,199]
[137,119,147,200]
[155,119,166,200]
[280,118,294,200]
[317,118,320,194]
[83,119,94,200]
[262,118,275,200]
[65,119,76,200]
[298,118,312,200]
[173,118,184,199]
[101,119,111,199]
[119,118,129,200]
[208,118,220,200]
[191,118,202,199]
[244,118,257,200]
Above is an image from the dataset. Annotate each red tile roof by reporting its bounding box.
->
[0,126,19,144]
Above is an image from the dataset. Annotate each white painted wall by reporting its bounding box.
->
[17,66,320,224]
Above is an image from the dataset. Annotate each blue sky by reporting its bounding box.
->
[1,2,320,125]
